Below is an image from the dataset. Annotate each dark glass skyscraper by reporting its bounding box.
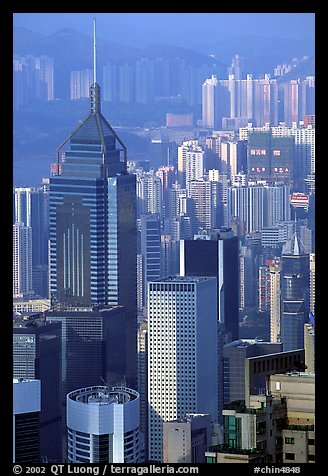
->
[49,80,137,387]
[13,316,62,462]
[180,228,239,342]
[281,232,310,351]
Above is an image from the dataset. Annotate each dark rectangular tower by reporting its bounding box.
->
[49,78,137,387]
[180,228,239,342]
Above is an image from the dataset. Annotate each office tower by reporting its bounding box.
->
[136,169,163,218]
[270,136,294,183]
[281,232,310,351]
[180,228,239,342]
[13,378,41,463]
[148,276,218,462]
[270,372,315,463]
[13,186,49,297]
[137,319,148,461]
[13,316,62,462]
[264,184,291,228]
[13,223,33,297]
[163,413,212,463]
[247,131,271,181]
[242,122,315,190]
[149,136,176,169]
[269,260,282,343]
[228,185,264,234]
[136,254,143,312]
[245,348,305,406]
[49,71,137,387]
[67,386,142,463]
[45,306,127,403]
[140,213,162,307]
[70,69,93,99]
[222,339,283,405]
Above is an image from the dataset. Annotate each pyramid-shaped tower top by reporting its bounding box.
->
[55,19,127,177]
[282,218,307,256]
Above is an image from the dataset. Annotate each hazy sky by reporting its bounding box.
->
[13,12,315,48]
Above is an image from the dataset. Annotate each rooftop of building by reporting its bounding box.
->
[165,413,210,424]
[150,275,216,283]
[67,385,139,405]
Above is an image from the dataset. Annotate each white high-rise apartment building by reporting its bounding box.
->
[70,69,93,100]
[147,276,218,462]
[188,179,215,233]
[67,386,142,463]
[13,223,33,297]
[270,261,281,343]
[202,75,218,128]
[227,184,290,234]
[178,140,204,191]
[136,170,163,217]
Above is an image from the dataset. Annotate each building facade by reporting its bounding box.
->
[148,276,219,462]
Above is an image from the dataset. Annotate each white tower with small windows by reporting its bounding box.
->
[147,276,218,462]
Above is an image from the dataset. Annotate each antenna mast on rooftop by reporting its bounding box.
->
[93,17,97,85]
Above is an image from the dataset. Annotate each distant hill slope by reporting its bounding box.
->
[193,35,315,76]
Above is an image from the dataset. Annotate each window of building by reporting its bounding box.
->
[285,437,295,445]
[285,453,295,460]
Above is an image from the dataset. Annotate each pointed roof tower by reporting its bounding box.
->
[282,217,306,256]
[55,18,127,178]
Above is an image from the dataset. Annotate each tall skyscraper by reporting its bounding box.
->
[13,223,33,297]
[269,260,282,343]
[13,186,49,297]
[148,276,218,462]
[140,213,162,307]
[45,306,127,404]
[48,34,137,386]
[280,232,310,351]
[180,228,239,342]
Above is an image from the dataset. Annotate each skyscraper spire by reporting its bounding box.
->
[90,18,100,113]
[93,17,97,85]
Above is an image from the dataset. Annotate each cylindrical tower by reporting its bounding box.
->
[67,386,142,463]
